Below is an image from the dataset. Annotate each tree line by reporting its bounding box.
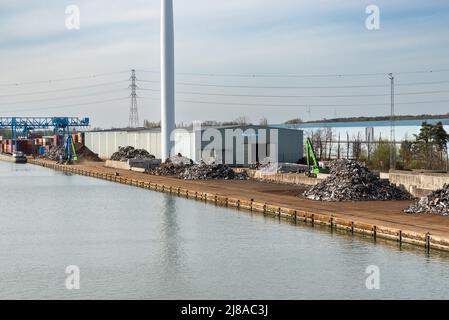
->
[308,121,449,172]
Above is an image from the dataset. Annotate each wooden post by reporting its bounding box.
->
[351,221,354,234]
[426,232,431,252]
[373,225,377,240]
[399,230,402,246]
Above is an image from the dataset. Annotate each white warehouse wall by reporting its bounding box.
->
[85,129,194,160]
[85,126,303,163]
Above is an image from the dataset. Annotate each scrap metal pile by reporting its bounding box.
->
[404,184,449,216]
[148,155,248,180]
[41,146,65,161]
[110,146,155,161]
[148,157,191,176]
[258,162,309,174]
[41,144,101,162]
[179,162,248,180]
[303,160,412,201]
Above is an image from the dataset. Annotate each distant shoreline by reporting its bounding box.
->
[299,114,449,125]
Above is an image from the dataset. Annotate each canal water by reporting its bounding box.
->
[1,162,449,299]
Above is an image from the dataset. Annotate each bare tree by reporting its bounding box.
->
[325,128,334,160]
[352,133,362,160]
[346,132,350,159]
[259,116,269,126]
[337,133,341,159]
[143,120,161,128]
[311,129,327,160]
[234,116,249,126]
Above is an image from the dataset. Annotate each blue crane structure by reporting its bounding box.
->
[0,117,89,160]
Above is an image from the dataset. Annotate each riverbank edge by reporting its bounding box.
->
[0,153,27,164]
[26,158,449,253]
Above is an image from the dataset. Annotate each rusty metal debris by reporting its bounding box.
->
[148,154,248,180]
[40,146,65,161]
[179,162,248,180]
[303,159,412,202]
[148,161,189,176]
[110,146,155,161]
[404,184,449,216]
[40,144,101,162]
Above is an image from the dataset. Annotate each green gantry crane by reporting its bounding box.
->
[305,137,330,176]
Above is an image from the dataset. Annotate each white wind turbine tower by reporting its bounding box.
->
[160,0,175,160]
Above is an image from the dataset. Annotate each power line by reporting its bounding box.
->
[176,82,390,89]
[0,97,128,113]
[0,70,129,87]
[0,81,128,98]
[137,68,449,78]
[0,89,127,106]
[2,94,446,114]
[138,79,449,89]
[139,70,389,78]
[399,80,449,87]
[3,68,449,87]
[138,87,449,98]
[140,96,449,107]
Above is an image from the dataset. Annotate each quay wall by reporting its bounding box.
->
[389,170,449,197]
[27,158,449,253]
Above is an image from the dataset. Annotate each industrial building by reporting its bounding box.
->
[85,125,303,166]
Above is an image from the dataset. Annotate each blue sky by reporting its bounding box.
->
[1,0,449,128]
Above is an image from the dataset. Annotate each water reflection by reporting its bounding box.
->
[2,162,449,299]
[159,194,183,270]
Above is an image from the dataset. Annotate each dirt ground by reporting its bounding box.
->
[51,160,449,239]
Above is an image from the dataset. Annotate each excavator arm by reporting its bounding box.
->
[305,137,329,175]
[306,138,319,169]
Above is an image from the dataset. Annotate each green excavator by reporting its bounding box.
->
[305,137,330,176]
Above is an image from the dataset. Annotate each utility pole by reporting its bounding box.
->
[128,69,140,128]
[388,73,395,170]
[161,0,176,160]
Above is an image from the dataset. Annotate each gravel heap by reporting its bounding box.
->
[110,146,155,161]
[303,159,412,202]
[404,184,449,216]
[76,145,102,162]
[178,162,248,180]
